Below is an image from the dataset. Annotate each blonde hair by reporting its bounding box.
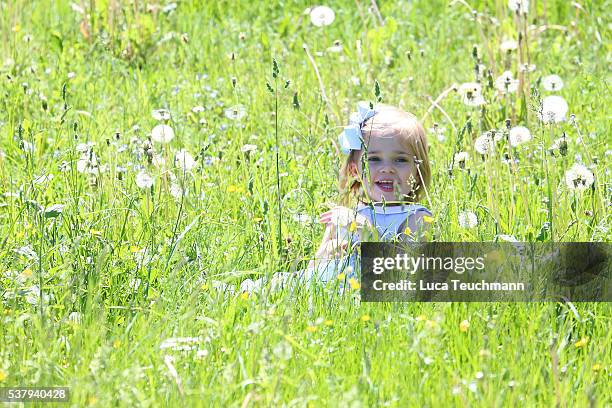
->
[338,105,431,206]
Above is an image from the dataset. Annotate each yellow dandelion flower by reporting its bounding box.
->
[348,278,360,290]
[349,220,357,233]
[130,245,141,253]
[361,314,370,322]
[12,24,21,32]
[227,185,238,193]
[90,229,103,237]
[112,340,122,349]
[423,215,434,223]
[404,226,413,236]
[592,363,602,373]
[0,369,7,382]
[200,283,210,290]
[324,319,333,326]
[21,268,33,278]
[416,315,427,321]
[240,292,249,300]
[459,319,470,332]
[306,325,317,333]
[575,337,589,348]
[87,395,98,406]
[426,320,438,328]
[337,272,346,281]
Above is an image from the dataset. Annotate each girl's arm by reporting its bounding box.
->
[308,206,370,268]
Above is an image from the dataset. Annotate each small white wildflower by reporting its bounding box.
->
[494,71,519,94]
[539,95,568,123]
[468,381,478,393]
[564,163,594,191]
[349,76,360,86]
[474,133,495,155]
[508,126,532,147]
[152,109,171,121]
[191,106,205,113]
[542,74,564,91]
[67,72,76,79]
[151,124,175,143]
[241,144,258,153]
[135,170,154,189]
[458,211,478,228]
[309,5,335,27]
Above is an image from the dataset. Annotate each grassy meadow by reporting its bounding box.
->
[0,0,610,406]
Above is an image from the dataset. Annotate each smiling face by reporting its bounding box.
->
[352,134,419,202]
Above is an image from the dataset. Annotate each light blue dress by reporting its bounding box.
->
[296,202,432,291]
[239,203,432,294]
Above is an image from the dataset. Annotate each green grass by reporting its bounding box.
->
[0,0,610,406]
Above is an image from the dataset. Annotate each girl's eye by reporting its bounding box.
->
[367,157,380,162]
[395,157,410,163]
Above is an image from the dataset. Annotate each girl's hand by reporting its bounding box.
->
[308,222,349,269]
[319,206,370,231]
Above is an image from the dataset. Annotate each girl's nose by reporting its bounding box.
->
[380,164,396,173]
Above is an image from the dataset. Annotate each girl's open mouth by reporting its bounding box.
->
[375,180,394,192]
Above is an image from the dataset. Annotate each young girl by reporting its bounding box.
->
[239,102,432,294]
[302,102,433,285]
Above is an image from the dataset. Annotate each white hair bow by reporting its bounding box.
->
[338,101,378,154]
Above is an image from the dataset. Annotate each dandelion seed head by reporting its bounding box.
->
[135,170,154,189]
[542,74,564,91]
[454,151,469,168]
[474,133,494,155]
[499,39,518,53]
[224,104,246,120]
[564,163,594,191]
[151,124,175,144]
[539,95,568,123]
[508,126,532,147]
[175,149,195,171]
[309,5,335,27]
[458,211,478,228]
[495,71,519,94]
